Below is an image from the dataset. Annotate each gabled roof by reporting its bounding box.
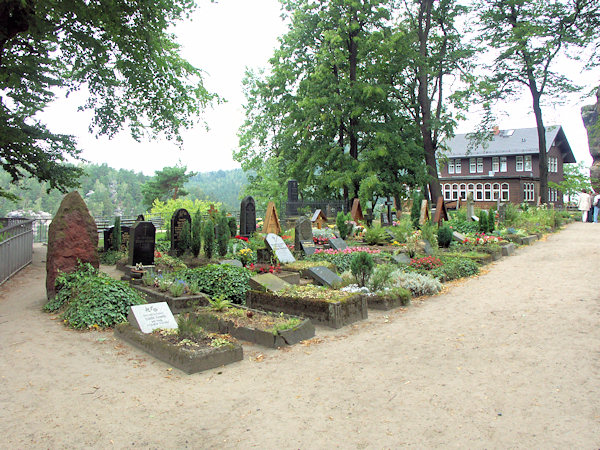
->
[441,126,576,163]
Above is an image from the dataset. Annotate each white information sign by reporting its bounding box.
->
[129,302,178,333]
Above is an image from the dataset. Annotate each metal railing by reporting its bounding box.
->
[0,218,34,286]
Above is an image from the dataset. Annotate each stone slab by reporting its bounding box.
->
[220,259,243,268]
[305,266,343,288]
[452,231,467,242]
[501,243,516,256]
[299,240,316,256]
[328,237,348,251]
[249,273,291,292]
[128,302,178,333]
[392,253,412,264]
[265,233,296,264]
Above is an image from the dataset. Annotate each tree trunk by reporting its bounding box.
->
[531,92,548,204]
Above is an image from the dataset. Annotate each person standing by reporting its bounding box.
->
[578,189,593,222]
[593,190,600,223]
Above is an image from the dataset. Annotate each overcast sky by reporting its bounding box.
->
[40,0,599,176]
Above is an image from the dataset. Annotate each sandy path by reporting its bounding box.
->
[0,223,598,449]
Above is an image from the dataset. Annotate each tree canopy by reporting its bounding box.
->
[141,165,196,207]
[0,0,216,200]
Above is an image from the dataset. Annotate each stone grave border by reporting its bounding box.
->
[132,284,210,313]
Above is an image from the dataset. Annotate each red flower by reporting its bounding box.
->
[235,235,249,242]
[154,251,162,258]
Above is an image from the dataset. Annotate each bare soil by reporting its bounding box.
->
[0,222,599,448]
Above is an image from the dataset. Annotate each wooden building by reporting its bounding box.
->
[438,126,576,207]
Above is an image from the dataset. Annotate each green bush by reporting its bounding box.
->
[364,226,389,245]
[216,214,231,257]
[437,225,453,248]
[44,263,146,329]
[191,208,203,258]
[368,264,396,292]
[99,250,125,265]
[228,217,237,237]
[113,216,121,251]
[306,252,355,272]
[487,208,495,233]
[180,264,252,303]
[336,211,353,239]
[420,220,438,248]
[446,217,479,234]
[179,221,192,254]
[410,192,424,227]
[390,270,442,297]
[432,258,479,282]
[350,252,374,287]
[202,219,215,259]
[478,210,488,233]
[385,287,411,306]
[387,217,414,243]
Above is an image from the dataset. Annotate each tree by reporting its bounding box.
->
[141,166,197,207]
[0,0,216,200]
[475,0,599,204]
[549,161,591,203]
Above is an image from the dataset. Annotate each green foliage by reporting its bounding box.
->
[432,258,479,282]
[447,217,479,234]
[176,314,203,340]
[155,255,187,272]
[364,226,389,245]
[113,217,121,251]
[186,169,248,213]
[391,270,442,297]
[478,210,488,233]
[350,252,375,288]
[487,208,495,233]
[228,217,237,237]
[306,252,355,273]
[385,287,412,306]
[180,264,252,304]
[179,222,192,255]
[142,166,197,207]
[169,280,186,298]
[191,209,203,258]
[44,263,145,328]
[207,295,233,312]
[202,219,215,260]
[150,198,220,227]
[387,217,414,243]
[216,213,231,257]
[368,264,397,292]
[99,250,126,265]
[420,221,438,249]
[411,192,424,228]
[268,315,302,335]
[437,225,453,248]
[336,212,353,240]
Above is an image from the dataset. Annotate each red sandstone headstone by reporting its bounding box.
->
[46,191,99,299]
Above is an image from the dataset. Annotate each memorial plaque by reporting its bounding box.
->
[170,208,192,256]
[249,273,291,292]
[262,202,281,235]
[328,237,348,251]
[305,266,343,288]
[104,226,131,252]
[240,196,256,237]
[128,302,177,333]
[128,221,156,266]
[299,240,316,256]
[294,217,313,250]
[265,233,295,264]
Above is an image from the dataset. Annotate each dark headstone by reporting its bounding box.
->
[287,180,299,216]
[294,217,313,250]
[128,221,156,266]
[136,214,145,222]
[328,237,348,251]
[170,208,191,256]
[299,240,316,256]
[256,248,272,264]
[46,191,99,299]
[240,196,256,237]
[365,208,374,228]
[104,226,130,252]
[305,266,343,288]
[265,233,295,264]
[380,212,391,227]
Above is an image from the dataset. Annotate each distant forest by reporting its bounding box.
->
[0,165,247,217]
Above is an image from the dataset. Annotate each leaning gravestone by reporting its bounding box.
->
[128,221,156,266]
[452,231,467,243]
[46,191,99,299]
[128,302,178,333]
[294,217,313,250]
[265,233,295,264]
[239,196,256,237]
[299,240,316,256]
[305,266,343,288]
[328,237,348,251]
[423,239,434,256]
[249,273,291,292]
[170,208,192,256]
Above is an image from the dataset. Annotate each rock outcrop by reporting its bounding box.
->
[582,88,600,190]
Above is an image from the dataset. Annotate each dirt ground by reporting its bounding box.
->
[0,222,598,449]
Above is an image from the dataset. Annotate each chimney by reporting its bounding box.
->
[492,125,500,135]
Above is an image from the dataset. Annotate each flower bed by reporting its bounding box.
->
[114,323,243,374]
[192,305,314,348]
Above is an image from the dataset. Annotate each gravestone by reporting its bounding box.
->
[392,253,411,264]
[452,231,467,243]
[384,198,393,225]
[299,240,316,256]
[170,208,192,256]
[46,191,99,299]
[265,233,295,264]
[128,302,177,334]
[433,197,448,226]
[136,214,145,222]
[328,237,348,251]
[466,193,474,221]
[380,212,391,227]
[305,266,343,288]
[294,217,313,250]
[104,226,131,252]
[287,179,299,216]
[220,259,243,268]
[249,273,291,292]
[311,209,327,229]
[351,198,364,222]
[262,202,281,235]
[128,221,156,266]
[239,196,256,237]
[419,199,430,225]
[365,208,374,228]
[422,239,434,255]
[498,203,506,224]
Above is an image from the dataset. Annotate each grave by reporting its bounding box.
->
[365,208,374,227]
[299,240,316,256]
[265,233,295,264]
[128,302,178,333]
[239,196,256,237]
[170,208,192,256]
[498,203,506,223]
[128,221,156,266]
[262,202,281,235]
[328,237,348,251]
[351,198,364,222]
[294,217,313,250]
[423,239,434,255]
[249,273,291,292]
[305,266,343,288]
[466,192,474,220]
[286,179,299,216]
[452,231,467,243]
[392,253,411,264]
[311,209,327,229]
[419,199,430,225]
[104,225,130,252]
[433,197,448,226]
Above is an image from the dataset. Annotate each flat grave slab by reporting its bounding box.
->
[220,259,243,267]
[392,253,411,264]
[249,273,291,292]
[128,302,177,333]
[305,266,342,288]
[328,237,348,251]
[299,240,316,256]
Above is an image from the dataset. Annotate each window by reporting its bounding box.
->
[548,188,559,202]
[523,182,535,201]
[448,160,454,174]
[476,183,483,201]
[492,157,499,172]
[443,184,451,201]
[470,158,476,174]
[455,159,461,174]
[452,184,459,200]
[477,157,483,173]
[460,184,467,200]
[484,183,492,200]
[501,183,509,201]
[493,183,500,200]
[549,157,558,173]
[516,156,523,171]
[524,155,532,171]
[500,157,507,172]
[467,184,475,199]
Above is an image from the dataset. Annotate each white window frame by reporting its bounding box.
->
[501,183,510,201]
[492,157,499,172]
[452,183,459,200]
[549,157,557,173]
[500,157,507,172]
[467,183,475,199]
[448,160,454,174]
[524,155,532,171]
[477,157,484,173]
[470,158,476,174]
[460,183,467,200]
[476,183,483,201]
[443,184,451,201]
[516,156,523,172]
[523,182,535,202]
[484,183,492,200]
[492,183,500,200]
[455,159,461,174]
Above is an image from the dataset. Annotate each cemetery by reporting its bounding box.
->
[36,187,575,374]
